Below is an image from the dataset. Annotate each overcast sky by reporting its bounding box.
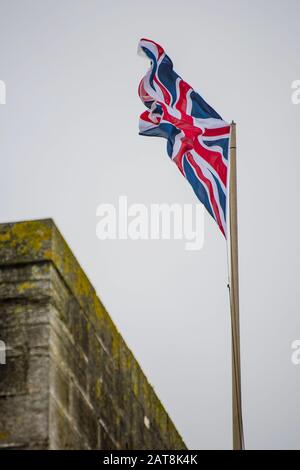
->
[1,0,300,449]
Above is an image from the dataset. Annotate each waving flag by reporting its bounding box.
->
[138,38,230,237]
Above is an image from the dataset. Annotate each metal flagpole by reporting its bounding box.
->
[228,121,244,450]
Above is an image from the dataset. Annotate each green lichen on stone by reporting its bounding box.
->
[0,219,53,267]
[95,378,102,399]
[11,220,52,258]
[0,232,11,242]
[17,281,33,293]
[0,218,186,450]
[0,431,10,441]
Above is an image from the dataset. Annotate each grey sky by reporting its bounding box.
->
[0,0,300,449]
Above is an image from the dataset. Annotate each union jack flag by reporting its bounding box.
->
[138,38,230,237]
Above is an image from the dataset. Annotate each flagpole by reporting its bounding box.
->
[228,121,244,450]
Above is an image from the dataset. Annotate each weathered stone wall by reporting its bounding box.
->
[0,219,186,450]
